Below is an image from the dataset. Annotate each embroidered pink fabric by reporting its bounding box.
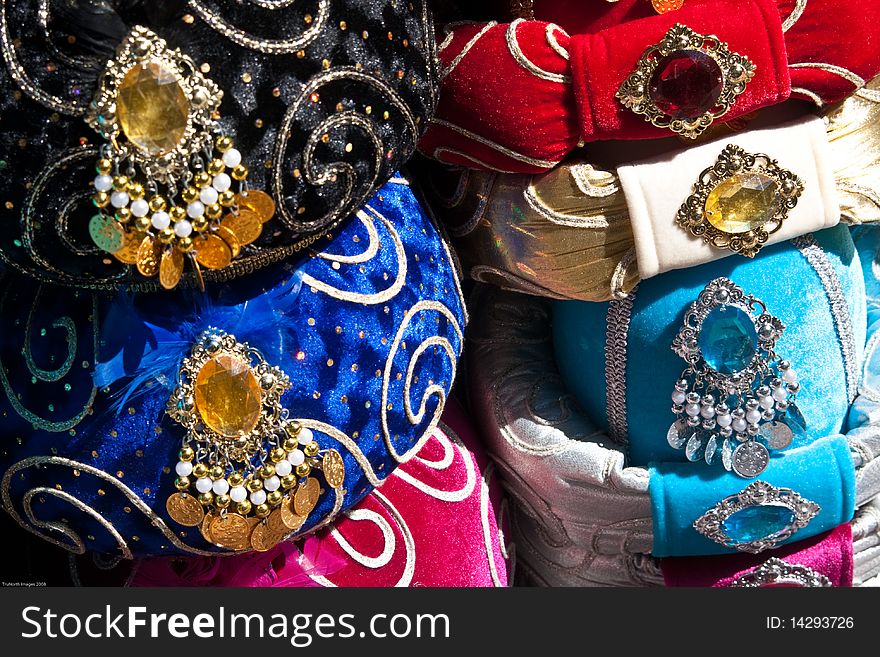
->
[131,402,511,587]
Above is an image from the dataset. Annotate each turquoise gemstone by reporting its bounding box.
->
[722,504,796,544]
[698,305,758,374]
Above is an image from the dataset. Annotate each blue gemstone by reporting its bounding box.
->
[699,305,758,374]
[783,404,807,436]
[722,504,796,544]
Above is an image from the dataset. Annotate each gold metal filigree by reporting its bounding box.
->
[616,24,756,139]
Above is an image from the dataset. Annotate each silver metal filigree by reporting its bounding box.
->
[694,481,820,553]
[730,557,832,587]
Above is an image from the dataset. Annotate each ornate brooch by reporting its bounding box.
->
[669,278,804,478]
[86,26,276,289]
[677,145,804,257]
[164,330,345,552]
[693,481,820,553]
[616,23,755,139]
[730,557,831,587]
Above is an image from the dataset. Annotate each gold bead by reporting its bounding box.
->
[93,192,110,208]
[216,136,234,152]
[231,165,248,181]
[181,187,199,204]
[158,227,175,243]
[194,172,212,188]
[134,216,152,232]
[295,463,311,477]
[177,236,194,252]
[246,478,263,492]
[148,196,167,213]
[266,490,283,507]
[270,448,286,464]
[175,476,190,491]
[112,175,129,191]
[304,441,319,457]
[129,183,145,200]
[260,464,276,479]
[97,158,113,174]
[198,491,214,505]
[205,203,223,219]
[281,474,297,489]
[193,463,208,478]
[219,190,236,207]
[215,494,231,509]
[170,206,186,221]
[282,437,297,452]
[287,421,302,437]
[115,207,132,223]
[255,503,271,518]
[236,500,252,515]
[207,159,225,176]
[228,473,244,487]
[191,216,209,232]
[179,447,195,462]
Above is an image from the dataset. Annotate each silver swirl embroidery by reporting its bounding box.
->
[605,289,638,446]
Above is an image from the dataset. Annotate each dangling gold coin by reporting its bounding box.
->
[200,510,218,543]
[215,225,241,258]
[165,493,205,527]
[194,233,233,270]
[651,0,684,13]
[236,189,276,222]
[89,214,125,253]
[250,520,281,552]
[136,235,162,277]
[210,513,251,550]
[113,229,142,264]
[266,508,289,536]
[280,496,307,530]
[159,248,184,289]
[294,476,321,516]
[321,449,345,489]
[221,209,262,246]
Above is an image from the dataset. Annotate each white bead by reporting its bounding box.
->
[746,409,762,424]
[174,220,193,238]
[212,478,230,495]
[772,387,789,402]
[264,475,281,491]
[759,396,775,410]
[685,403,701,417]
[287,449,305,466]
[297,427,314,445]
[229,486,247,503]
[187,201,205,218]
[732,418,748,433]
[199,186,219,206]
[222,148,242,168]
[93,175,113,192]
[716,413,732,427]
[782,368,798,383]
[130,199,150,217]
[274,460,292,476]
[110,191,130,208]
[151,211,170,230]
[671,390,686,405]
[212,172,231,192]
[175,461,193,477]
[249,489,267,505]
[700,405,716,419]
[195,477,212,493]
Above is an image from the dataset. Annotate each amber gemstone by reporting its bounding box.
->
[194,354,262,437]
[649,50,723,120]
[117,60,189,156]
[704,172,778,234]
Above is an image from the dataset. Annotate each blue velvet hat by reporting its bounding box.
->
[0,177,466,557]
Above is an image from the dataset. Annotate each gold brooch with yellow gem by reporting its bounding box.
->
[617,24,755,139]
[86,26,276,289]
[164,330,345,552]
[676,144,804,257]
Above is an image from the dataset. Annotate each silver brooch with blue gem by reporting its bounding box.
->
[669,278,804,478]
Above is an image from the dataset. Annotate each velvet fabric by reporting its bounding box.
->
[420,0,880,173]
[553,225,866,554]
[130,403,511,587]
[0,177,467,558]
[661,523,854,587]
